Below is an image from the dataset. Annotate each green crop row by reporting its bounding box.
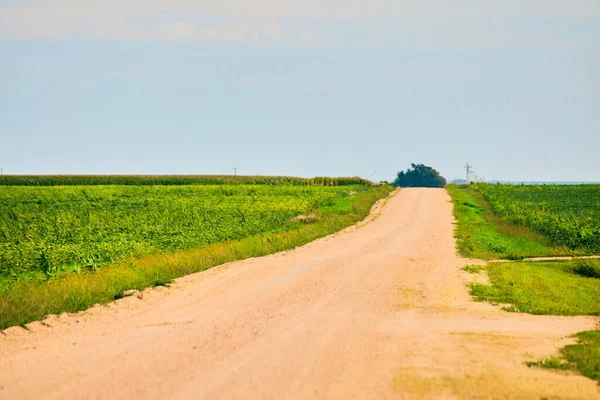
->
[471,184,600,253]
[0,175,372,187]
[0,184,369,283]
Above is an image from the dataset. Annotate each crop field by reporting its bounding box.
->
[447,185,566,259]
[0,183,370,283]
[0,178,391,328]
[0,175,371,187]
[454,183,600,384]
[472,184,600,253]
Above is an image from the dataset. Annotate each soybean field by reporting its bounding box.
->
[0,182,373,283]
[472,183,600,253]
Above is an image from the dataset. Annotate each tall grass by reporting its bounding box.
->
[573,259,600,279]
[0,185,392,329]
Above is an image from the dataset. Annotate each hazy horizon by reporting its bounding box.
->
[2,1,599,183]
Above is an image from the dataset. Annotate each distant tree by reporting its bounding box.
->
[392,164,447,188]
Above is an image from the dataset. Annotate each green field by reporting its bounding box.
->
[472,183,600,253]
[0,184,364,282]
[0,177,392,328]
[453,183,600,384]
[447,185,572,259]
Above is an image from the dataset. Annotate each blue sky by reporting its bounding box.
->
[1,1,599,182]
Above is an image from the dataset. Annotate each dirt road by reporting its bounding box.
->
[1,189,598,399]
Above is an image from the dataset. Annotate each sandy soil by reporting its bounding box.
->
[1,188,598,399]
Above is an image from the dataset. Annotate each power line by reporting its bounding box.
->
[464,163,472,184]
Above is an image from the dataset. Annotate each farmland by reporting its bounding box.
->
[0,184,364,281]
[472,183,600,253]
[452,183,600,385]
[447,185,568,259]
[0,175,371,187]
[2,187,599,398]
[0,177,392,328]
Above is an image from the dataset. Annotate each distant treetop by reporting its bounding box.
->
[392,164,447,188]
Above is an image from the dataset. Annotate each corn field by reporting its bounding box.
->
[0,175,372,187]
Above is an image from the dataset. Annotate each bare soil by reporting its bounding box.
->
[1,188,598,399]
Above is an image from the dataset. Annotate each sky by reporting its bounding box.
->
[1,1,599,182]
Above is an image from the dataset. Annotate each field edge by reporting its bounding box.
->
[446,184,580,260]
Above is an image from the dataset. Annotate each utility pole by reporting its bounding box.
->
[464,163,472,184]
[234,167,237,176]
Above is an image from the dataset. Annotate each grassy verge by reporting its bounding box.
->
[0,185,393,330]
[465,259,600,384]
[447,185,578,260]
[465,259,600,315]
[526,331,600,385]
[453,184,600,384]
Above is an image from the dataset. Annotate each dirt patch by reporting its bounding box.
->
[289,212,320,224]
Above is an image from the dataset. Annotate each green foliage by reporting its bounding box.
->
[527,331,600,385]
[573,259,600,279]
[0,185,370,281]
[454,184,600,385]
[563,331,600,384]
[447,185,568,260]
[0,175,372,187]
[392,164,446,188]
[472,183,600,253]
[0,185,393,329]
[35,247,57,278]
[467,261,600,315]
